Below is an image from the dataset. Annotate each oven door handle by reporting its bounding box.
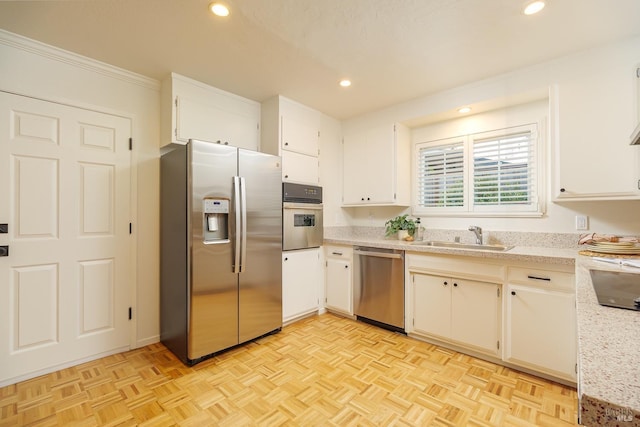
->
[354,249,403,259]
[283,202,323,210]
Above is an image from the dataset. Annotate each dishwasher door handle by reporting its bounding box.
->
[354,249,403,259]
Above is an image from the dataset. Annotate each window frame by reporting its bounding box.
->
[413,123,544,217]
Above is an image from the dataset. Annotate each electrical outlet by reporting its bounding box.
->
[575,215,588,230]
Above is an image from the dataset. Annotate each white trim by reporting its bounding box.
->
[0,29,160,91]
[0,345,130,388]
[136,335,160,348]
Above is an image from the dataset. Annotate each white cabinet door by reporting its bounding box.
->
[552,72,640,200]
[451,279,500,356]
[281,115,319,157]
[413,274,451,339]
[325,258,352,314]
[413,273,500,356]
[282,249,320,322]
[282,150,319,184]
[342,123,410,206]
[505,284,576,380]
[176,97,259,150]
[162,73,260,150]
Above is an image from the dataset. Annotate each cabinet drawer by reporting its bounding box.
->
[325,245,353,260]
[507,267,574,291]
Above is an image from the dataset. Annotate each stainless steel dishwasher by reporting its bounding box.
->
[353,246,405,332]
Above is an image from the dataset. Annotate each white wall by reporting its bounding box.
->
[0,30,161,347]
[327,35,640,236]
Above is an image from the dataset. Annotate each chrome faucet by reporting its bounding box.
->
[469,226,483,245]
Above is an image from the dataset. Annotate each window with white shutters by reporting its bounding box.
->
[416,138,465,210]
[471,126,538,212]
[414,124,541,216]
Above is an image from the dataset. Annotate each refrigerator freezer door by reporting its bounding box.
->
[238,149,283,343]
[189,140,239,359]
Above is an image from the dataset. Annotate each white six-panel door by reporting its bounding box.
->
[0,92,131,386]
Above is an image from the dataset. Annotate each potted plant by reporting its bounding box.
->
[384,214,416,240]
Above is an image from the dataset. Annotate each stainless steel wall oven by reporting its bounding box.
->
[282,183,323,251]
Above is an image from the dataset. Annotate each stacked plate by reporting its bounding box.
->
[584,241,640,255]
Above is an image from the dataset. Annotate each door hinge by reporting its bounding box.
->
[317,130,320,138]
[129,223,132,234]
[128,307,132,320]
[129,138,133,151]
[497,340,500,350]
[575,363,578,374]
[497,288,500,297]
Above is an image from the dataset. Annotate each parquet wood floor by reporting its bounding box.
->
[0,313,578,426]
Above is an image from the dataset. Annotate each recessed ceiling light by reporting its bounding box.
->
[524,1,545,15]
[458,106,472,114]
[339,79,352,88]
[210,2,230,17]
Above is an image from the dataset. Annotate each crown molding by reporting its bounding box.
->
[0,29,160,91]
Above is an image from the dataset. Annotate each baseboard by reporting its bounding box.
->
[136,335,160,349]
[0,345,130,388]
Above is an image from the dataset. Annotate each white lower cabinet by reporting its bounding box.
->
[282,248,321,323]
[413,273,501,357]
[504,269,577,381]
[407,253,576,384]
[324,246,353,315]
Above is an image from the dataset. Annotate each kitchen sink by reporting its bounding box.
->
[410,240,513,252]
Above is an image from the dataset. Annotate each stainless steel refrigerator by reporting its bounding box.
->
[160,139,282,365]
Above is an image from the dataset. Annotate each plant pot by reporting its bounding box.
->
[397,230,409,240]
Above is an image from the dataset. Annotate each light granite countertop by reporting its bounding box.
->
[324,235,578,265]
[323,228,640,425]
[575,258,640,425]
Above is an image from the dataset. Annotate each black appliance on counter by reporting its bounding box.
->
[589,269,640,311]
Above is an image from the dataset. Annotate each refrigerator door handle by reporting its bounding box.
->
[233,176,242,273]
[239,176,247,272]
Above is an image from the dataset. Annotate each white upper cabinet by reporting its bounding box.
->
[281,113,319,157]
[342,122,410,206]
[552,66,640,201]
[261,95,321,184]
[161,73,260,150]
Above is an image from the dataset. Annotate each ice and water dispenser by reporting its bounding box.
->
[203,198,229,243]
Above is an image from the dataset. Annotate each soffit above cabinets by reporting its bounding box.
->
[1,0,639,120]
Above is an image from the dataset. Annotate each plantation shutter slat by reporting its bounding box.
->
[417,142,464,208]
[472,131,536,206]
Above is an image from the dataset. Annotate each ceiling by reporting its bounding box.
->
[1,0,640,120]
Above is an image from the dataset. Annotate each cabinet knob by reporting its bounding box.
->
[443,281,448,286]
[560,188,566,193]
[284,142,289,146]
[224,141,229,145]
[367,197,371,201]
[453,283,458,287]
[345,265,348,269]
[284,175,289,179]
[284,257,288,261]
[216,140,221,144]
[511,291,516,296]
